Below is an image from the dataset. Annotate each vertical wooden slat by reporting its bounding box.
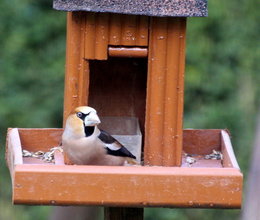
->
[144,17,186,166]
[121,15,137,46]
[78,14,89,107]
[95,13,109,60]
[106,14,149,48]
[163,18,186,166]
[85,13,96,59]
[63,12,89,124]
[145,17,168,166]
[109,14,122,45]
[136,16,149,46]
[85,13,109,60]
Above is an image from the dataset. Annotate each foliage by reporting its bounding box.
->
[0,0,259,219]
[0,0,65,219]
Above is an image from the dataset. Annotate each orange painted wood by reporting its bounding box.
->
[63,12,89,123]
[6,128,23,182]
[145,17,186,166]
[108,47,148,58]
[221,130,240,168]
[183,129,221,155]
[120,15,142,46]
[18,128,63,151]
[136,16,149,46]
[13,165,242,208]
[84,13,96,59]
[6,128,242,208]
[109,14,148,46]
[85,13,109,60]
[109,14,122,45]
[95,13,109,60]
[84,13,149,60]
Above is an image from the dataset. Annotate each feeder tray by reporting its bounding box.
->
[6,124,242,208]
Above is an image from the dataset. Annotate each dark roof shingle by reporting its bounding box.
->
[53,0,208,17]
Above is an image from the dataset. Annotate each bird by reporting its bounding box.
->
[62,106,137,166]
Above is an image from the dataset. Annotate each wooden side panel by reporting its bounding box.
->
[183,129,221,155]
[137,16,149,46]
[109,14,122,45]
[221,130,240,169]
[95,13,109,59]
[84,13,96,59]
[6,129,242,207]
[13,165,242,208]
[63,12,89,124]
[6,128,23,183]
[109,14,148,46]
[145,17,186,166]
[18,128,63,151]
[85,13,109,60]
[84,13,149,60]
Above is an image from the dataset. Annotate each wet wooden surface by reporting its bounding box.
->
[108,47,148,58]
[6,128,242,208]
[84,13,148,60]
[145,17,186,166]
[63,12,89,124]
[13,164,242,208]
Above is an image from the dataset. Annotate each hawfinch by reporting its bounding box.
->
[62,106,136,166]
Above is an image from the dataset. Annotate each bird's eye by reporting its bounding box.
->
[76,112,83,118]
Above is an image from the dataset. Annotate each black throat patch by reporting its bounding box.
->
[84,126,95,137]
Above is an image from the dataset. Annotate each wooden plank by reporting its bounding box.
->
[85,13,96,59]
[163,18,186,166]
[108,47,148,58]
[109,14,122,45]
[6,128,23,183]
[18,128,62,151]
[183,129,221,155]
[145,18,186,166]
[109,14,148,47]
[221,130,240,169]
[13,165,242,208]
[145,17,168,166]
[84,13,149,60]
[63,12,89,123]
[6,128,242,207]
[136,16,149,46]
[121,15,138,46]
[95,13,109,60]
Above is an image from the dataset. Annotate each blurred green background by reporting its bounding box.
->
[0,0,259,219]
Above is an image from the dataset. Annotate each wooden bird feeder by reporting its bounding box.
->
[6,0,243,217]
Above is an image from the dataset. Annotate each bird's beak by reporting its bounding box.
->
[84,112,101,126]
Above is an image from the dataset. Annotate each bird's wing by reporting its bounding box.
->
[98,129,136,159]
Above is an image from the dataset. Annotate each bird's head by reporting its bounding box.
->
[63,106,101,138]
[74,106,101,126]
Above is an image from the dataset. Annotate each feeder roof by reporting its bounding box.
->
[53,0,207,17]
